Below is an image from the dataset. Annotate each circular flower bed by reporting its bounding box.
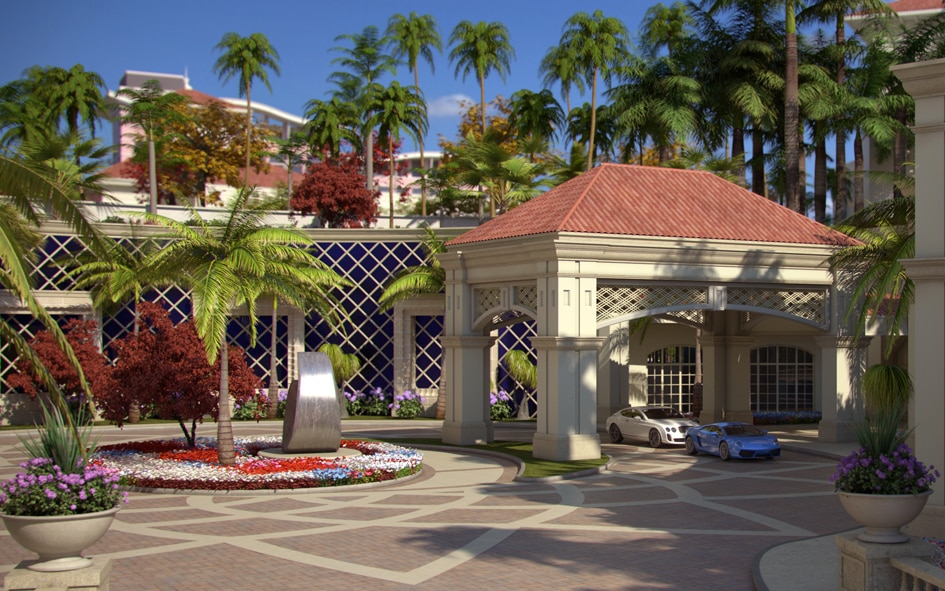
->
[93,437,423,491]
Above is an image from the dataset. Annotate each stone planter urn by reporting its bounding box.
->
[1,506,120,571]
[837,490,932,543]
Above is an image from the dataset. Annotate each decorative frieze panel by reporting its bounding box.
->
[727,287,827,327]
[475,288,503,318]
[514,285,538,313]
[597,286,708,323]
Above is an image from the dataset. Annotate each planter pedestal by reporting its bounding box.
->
[3,556,111,591]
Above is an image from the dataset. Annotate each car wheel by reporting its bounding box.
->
[685,437,697,455]
[648,428,662,448]
[719,441,731,461]
[609,424,623,443]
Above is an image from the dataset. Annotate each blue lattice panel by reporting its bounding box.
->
[497,320,538,418]
[6,231,433,401]
[414,315,442,389]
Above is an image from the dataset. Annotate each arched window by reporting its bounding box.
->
[646,346,698,413]
[750,346,814,412]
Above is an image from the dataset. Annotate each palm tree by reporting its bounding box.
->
[560,10,630,171]
[448,20,515,140]
[213,32,281,187]
[640,1,695,59]
[28,65,107,142]
[302,97,359,159]
[1,153,111,448]
[508,89,565,152]
[132,190,346,465]
[116,80,187,214]
[329,26,398,193]
[452,132,548,214]
[386,12,442,216]
[379,224,447,418]
[538,45,586,115]
[827,196,914,360]
[371,81,428,228]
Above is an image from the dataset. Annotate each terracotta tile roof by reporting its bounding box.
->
[886,0,945,13]
[176,88,232,107]
[448,164,858,247]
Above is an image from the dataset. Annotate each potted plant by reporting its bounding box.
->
[0,402,126,571]
[832,364,939,543]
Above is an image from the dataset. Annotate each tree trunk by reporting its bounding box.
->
[814,135,827,223]
[751,128,766,196]
[587,67,599,172]
[389,136,395,228]
[853,129,864,213]
[415,65,427,217]
[245,87,252,187]
[217,340,236,465]
[148,138,158,215]
[784,3,802,213]
[732,124,746,187]
[267,298,279,419]
[366,131,374,193]
[835,14,847,225]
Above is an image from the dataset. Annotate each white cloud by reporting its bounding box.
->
[427,94,473,118]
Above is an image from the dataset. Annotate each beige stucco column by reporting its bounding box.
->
[894,59,945,512]
[441,335,495,445]
[532,336,604,460]
[816,336,869,443]
[700,334,754,424]
[533,262,602,461]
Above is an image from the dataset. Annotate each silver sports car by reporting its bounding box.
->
[605,406,698,447]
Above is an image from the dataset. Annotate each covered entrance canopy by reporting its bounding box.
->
[438,164,860,461]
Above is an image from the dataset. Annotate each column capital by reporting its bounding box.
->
[901,258,945,282]
[530,336,605,351]
[814,335,871,350]
[441,335,496,349]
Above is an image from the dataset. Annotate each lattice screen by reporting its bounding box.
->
[497,320,538,419]
[413,315,442,390]
[597,286,708,322]
[727,287,827,327]
[3,233,429,399]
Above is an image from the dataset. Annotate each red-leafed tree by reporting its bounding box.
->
[104,303,260,447]
[8,319,115,415]
[290,153,379,228]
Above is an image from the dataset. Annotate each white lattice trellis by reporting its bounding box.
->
[475,288,502,317]
[597,286,708,322]
[727,287,827,327]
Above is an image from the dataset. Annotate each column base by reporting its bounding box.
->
[819,419,859,443]
[724,410,754,424]
[836,533,935,591]
[4,556,111,591]
[532,432,601,461]
[442,420,489,445]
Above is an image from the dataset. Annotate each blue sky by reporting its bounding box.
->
[1,1,675,152]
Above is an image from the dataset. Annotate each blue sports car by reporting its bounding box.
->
[684,422,781,460]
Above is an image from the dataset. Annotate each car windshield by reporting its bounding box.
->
[644,408,682,420]
[723,424,766,437]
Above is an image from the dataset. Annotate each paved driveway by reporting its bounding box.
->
[0,421,856,590]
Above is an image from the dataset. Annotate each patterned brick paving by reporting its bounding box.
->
[0,422,857,590]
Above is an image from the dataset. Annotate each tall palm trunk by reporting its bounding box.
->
[835,13,848,222]
[587,67,599,172]
[814,134,827,223]
[217,339,236,465]
[414,65,428,217]
[784,1,802,213]
[389,135,396,228]
[751,128,766,196]
[244,85,252,187]
[267,298,279,418]
[732,121,746,186]
[148,135,158,215]
[853,129,864,212]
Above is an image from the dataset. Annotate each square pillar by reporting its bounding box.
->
[700,333,754,424]
[4,556,111,591]
[894,59,945,510]
[816,336,869,444]
[836,533,932,591]
[531,336,604,461]
[441,335,495,445]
